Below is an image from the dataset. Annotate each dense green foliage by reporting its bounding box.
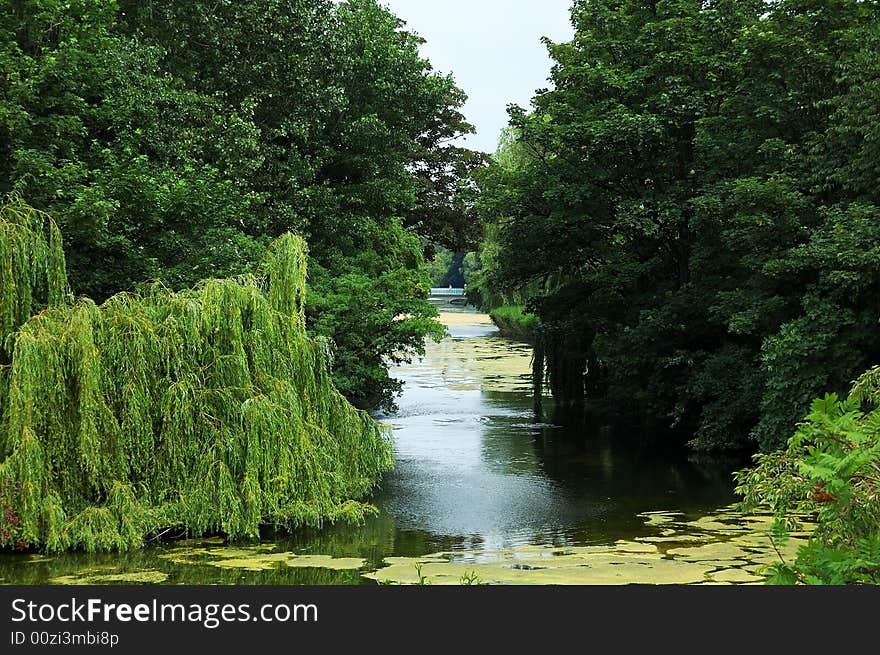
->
[0,198,70,357]
[736,368,880,584]
[475,0,880,450]
[424,245,482,288]
[0,201,392,552]
[488,305,539,343]
[1,0,482,411]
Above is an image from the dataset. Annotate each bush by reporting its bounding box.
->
[488,305,539,342]
[735,367,880,584]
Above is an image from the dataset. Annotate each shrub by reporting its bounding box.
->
[488,305,539,342]
[735,367,880,584]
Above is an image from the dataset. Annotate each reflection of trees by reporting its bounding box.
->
[529,407,743,516]
[0,512,499,584]
[267,514,494,566]
[0,545,368,586]
[470,389,747,546]
[267,513,397,569]
[476,389,739,509]
[477,390,545,476]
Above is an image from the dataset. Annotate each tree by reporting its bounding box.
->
[475,0,880,451]
[3,0,479,410]
[1,200,392,552]
[0,0,265,299]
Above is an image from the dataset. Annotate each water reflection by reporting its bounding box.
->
[369,309,742,552]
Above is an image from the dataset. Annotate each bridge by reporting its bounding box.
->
[429,287,467,305]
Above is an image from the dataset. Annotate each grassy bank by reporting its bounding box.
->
[489,306,539,343]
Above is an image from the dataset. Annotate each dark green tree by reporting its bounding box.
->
[0,0,265,298]
[475,0,880,451]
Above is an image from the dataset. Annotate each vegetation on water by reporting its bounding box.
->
[459,570,484,585]
[2,502,806,585]
[473,0,880,452]
[0,0,482,412]
[488,305,538,343]
[362,506,806,585]
[736,368,880,584]
[0,199,392,552]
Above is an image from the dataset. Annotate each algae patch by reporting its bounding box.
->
[365,547,709,585]
[365,505,815,585]
[159,544,365,572]
[49,570,169,585]
[708,568,766,583]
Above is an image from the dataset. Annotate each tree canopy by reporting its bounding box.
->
[474,0,880,451]
[1,0,483,410]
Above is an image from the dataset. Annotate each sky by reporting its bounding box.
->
[380,1,574,154]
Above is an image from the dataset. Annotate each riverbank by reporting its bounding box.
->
[488,305,538,342]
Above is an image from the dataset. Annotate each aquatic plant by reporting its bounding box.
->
[414,563,430,585]
[459,570,484,585]
[0,200,392,552]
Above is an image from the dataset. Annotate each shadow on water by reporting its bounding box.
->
[357,309,749,554]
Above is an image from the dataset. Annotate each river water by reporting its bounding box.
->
[373,310,741,545]
[1,309,793,585]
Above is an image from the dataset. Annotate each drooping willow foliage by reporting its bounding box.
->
[0,200,392,552]
[0,198,70,359]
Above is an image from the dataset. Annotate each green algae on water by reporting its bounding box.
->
[49,571,169,585]
[158,543,366,572]
[365,505,814,585]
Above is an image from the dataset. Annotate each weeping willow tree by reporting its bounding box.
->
[0,198,70,357]
[0,200,392,552]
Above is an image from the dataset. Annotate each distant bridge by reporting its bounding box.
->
[429,287,467,305]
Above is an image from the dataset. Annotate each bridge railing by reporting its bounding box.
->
[430,287,466,296]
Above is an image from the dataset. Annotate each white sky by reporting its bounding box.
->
[380,1,574,153]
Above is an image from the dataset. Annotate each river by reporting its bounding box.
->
[0,309,802,585]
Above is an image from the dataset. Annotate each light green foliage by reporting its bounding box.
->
[0,198,71,357]
[488,306,539,343]
[459,570,484,585]
[413,563,429,585]
[1,0,481,412]
[735,368,880,584]
[0,205,392,552]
